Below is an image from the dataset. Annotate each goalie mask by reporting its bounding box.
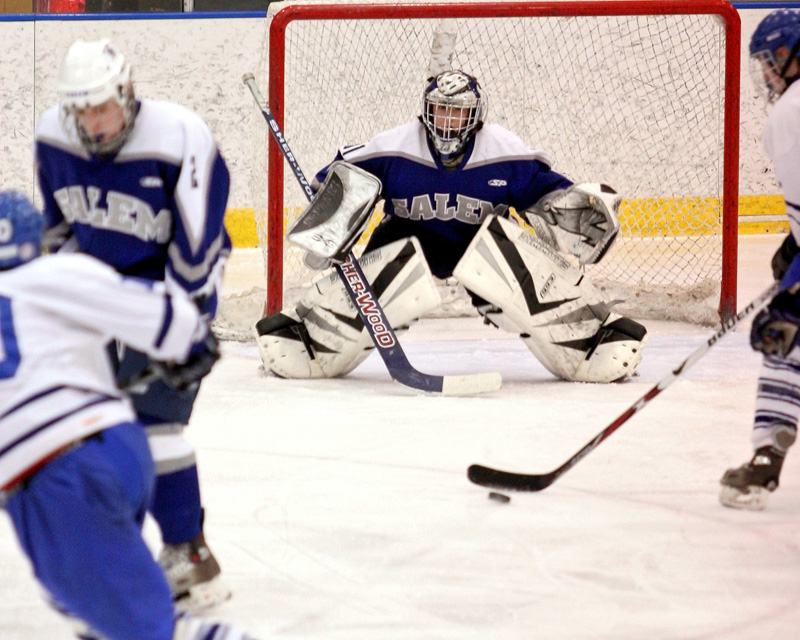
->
[420,70,487,161]
[750,9,800,103]
[58,39,137,156]
[0,191,43,271]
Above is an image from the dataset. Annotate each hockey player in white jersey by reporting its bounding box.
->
[720,10,800,510]
[0,191,257,640]
[256,70,647,384]
[35,39,230,608]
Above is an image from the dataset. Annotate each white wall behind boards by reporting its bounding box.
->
[0,16,265,209]
[0,8,786,210]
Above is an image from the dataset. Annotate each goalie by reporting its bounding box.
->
[256,70,647,384]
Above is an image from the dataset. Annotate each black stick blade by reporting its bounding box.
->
[467,464,556,492]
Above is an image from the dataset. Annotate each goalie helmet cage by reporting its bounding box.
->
[253,0,740,326]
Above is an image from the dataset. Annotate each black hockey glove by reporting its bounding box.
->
[771,234,800,281]
[153,331,221,391]
[751,287,800,357]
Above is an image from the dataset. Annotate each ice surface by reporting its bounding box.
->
[1,235,798,640]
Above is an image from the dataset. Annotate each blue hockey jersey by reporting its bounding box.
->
[34,99,231,316]
[313,120,573,276]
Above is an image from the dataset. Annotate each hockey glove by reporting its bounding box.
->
[771,234,800,281]
[153,331,221,391]
[525,183,621,265]
[287,161,381,266]
[751,287,800,357]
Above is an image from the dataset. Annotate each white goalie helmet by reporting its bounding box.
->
[420,70,487,161]
[58,38,137,155]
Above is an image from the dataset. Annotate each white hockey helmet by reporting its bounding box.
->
[420,70,487,161]
[58,39,137,155]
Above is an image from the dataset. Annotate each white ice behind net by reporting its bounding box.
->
[218,1,731,342]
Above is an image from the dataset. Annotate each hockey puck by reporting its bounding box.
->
[488,491,511,504]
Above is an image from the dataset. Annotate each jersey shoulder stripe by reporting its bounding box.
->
[117,99,216,166]
[466,124,554,170]
[35,99,218,168]
[34,105,90,161]
[340,121,437,168]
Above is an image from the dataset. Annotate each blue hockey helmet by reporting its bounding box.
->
[0,191,43,270]
[420,70,487,162]
[750,9,800,102]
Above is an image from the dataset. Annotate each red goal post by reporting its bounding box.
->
[256,0,741,325]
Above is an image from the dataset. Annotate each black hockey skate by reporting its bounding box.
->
[719,446,785,511]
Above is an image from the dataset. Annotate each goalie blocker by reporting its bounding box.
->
[287,161,382,270]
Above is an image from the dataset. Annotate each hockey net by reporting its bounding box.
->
[244,0,740,335]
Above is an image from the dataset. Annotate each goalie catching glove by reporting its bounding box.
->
[524,183,621,265]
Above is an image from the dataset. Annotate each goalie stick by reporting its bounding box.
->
[468,282,779,491]
[242,72,501,397]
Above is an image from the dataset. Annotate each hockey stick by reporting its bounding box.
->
[468,282,779,491]
[242,72,501,396]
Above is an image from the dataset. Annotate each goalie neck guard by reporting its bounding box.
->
[420,70,487,162]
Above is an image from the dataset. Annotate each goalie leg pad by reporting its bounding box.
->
[454,216,646,382]
[524,312,647,383]
[256,237,440,378]
[254,311,339,379]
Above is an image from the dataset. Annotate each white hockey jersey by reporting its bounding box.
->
[0,253,206,492]
[763,79,800,244]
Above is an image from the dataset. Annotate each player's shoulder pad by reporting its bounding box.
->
[118,99,216,165]
[465,123,554,169]
[34,104,63,140]
[28,253,119,284]
[0,254,118,306]
[340,121,435,168]
[34,104,89,159]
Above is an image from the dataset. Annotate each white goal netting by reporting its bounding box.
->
[221,0,739,341]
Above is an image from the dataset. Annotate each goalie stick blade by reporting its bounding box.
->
[393,369,502,396]
[391,370,501,396]
[467,464,554,492]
